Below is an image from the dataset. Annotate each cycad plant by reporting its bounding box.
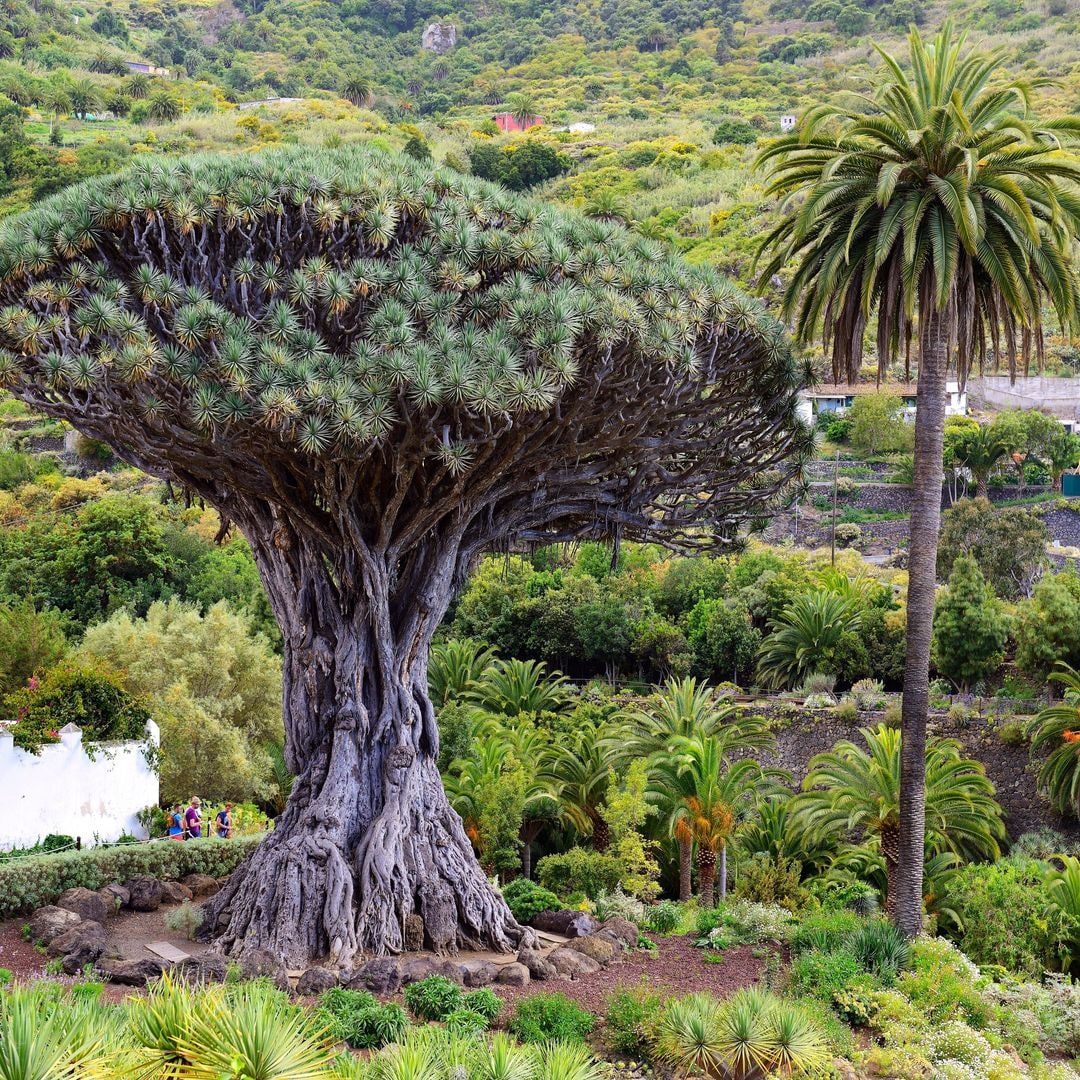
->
[757,21,1080,935]
[1026,663,1080,817]
[756,590,862,689]
[1045,855,1080,973]
[428,638,499,707]
[470,658,569,717]
[796,725,1005,914]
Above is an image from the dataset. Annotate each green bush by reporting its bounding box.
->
[643,901,681,935]
[444,1008,488,1037]
[535,848,624,900]
[403,975,463,1021]
[462,988,503,1022]
[604,983,666,1055]
[501,877,560,925]
[789,948,864,1000]
[946,857,1077,977]
[791,910,865,955]
[0,836,260,917]
[316,988,409,1049]
[508,993,595,1043]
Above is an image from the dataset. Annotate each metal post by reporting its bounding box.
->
[831,449,839,566]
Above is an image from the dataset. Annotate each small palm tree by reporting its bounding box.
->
[660,729,776,905]
[796,725,1005,914]
[506,91,538,129]
[585,190,631,223]
[1026,663,1080,817]
[542,723,612,850]
[125,73,151,99]
[470,657,568,717]
[428,637,499,707]
[68,79,104,120]
[342,72,372,108]
[146,89,182,123]
[756,21,1080,936]
[756,590,862,689]
[622,678,774,899]
[955,424,1009,499]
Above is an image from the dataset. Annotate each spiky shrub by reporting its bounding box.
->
[0,145,809,965]
[848,920,912,982]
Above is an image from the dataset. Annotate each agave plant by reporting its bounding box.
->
[0,987,115,1080]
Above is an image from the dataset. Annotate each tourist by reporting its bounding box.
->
[185,797,203,839]
[167,803,185,841]
[216,802,233,839]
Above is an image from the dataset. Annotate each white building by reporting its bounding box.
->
[780,114,797,132]
[796,381,967,425]
[0,721,159,850]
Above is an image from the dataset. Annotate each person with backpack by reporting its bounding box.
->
[184,797,203,839]
[167,804,185,840]
[216,803,233,839]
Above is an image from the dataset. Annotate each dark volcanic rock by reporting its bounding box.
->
[57,887,110,925]
[127,876,164,912]
[530,910,598,938]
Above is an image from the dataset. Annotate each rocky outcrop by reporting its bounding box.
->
[160,881,193,904]
[517,946,556,981]
[297,967,339,995]
[548,947,601,978]
[181,874,220,898]
[347,957,402,994]
[497,962,531,986]
[421,22,456,54]
[98,957,170,986]
[173,955,229,985]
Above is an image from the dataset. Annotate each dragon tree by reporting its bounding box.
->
[0,147,811,967]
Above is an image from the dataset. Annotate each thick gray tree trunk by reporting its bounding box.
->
[204,519,522,968]
[896,304,948,938]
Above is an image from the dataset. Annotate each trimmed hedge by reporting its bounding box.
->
[0,836,260,917]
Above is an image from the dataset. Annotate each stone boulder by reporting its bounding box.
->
[28,905,81,945]
[547,947,601,978]
[173,955,229,985]
[181,873,220,898]
[399,956,441,985]
[99,885,128,914]
[530,910,598,938]
[347,957,401,994]
[239,948,289,991]
[297,967,339,996]
[565,934,617,965]
[599,917,638,949]
[47,920,106,959]
[127,876,164,912]
[436,960,466,984]
[57,887,110,925]
[420,22,456,54]
[516,946,556,981]
[457,958,499,987]
[98,957,169,986]
[496,962,530,987]
[160,881,193,904]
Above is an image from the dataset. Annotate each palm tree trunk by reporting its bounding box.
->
[590,815,610,853]
[896,303,948,939]
[975,474,988,499]
[678,836,693,901]
[719,844,728,900]
[880,822,901,918]
[697,848,716,908]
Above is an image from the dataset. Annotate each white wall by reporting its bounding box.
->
[0,722,159,850]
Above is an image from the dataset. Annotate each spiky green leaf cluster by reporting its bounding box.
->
[0,145,795,470]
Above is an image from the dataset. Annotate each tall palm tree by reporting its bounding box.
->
[659,730,775,905]
[342,72,372,108]
[68,79,103,121]
[506,91,538,129]
[756,23,1080,935]
[795,725,1005,915]
[621,678,773,899]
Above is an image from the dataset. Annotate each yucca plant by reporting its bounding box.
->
[0,988,115,1080]
[655,993,728,1078]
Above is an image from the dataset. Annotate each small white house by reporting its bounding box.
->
[0,721,159,850]
[796,381,967,425]
[780,114,797,132]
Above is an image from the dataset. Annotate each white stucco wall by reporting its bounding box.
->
[0,721,159,850]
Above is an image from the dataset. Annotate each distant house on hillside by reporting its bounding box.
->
[125,61,170,77]
[492,111,544,134]
[780,113,797,132]
[797,381,967,424]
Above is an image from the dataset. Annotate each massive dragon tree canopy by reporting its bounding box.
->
[0,146,811,554]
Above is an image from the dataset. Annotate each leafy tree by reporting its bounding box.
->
[847,393,912,455]
[685,597,760,685]
[796,726,1005,914]
[712,119,758,146]
[756,22,1080,937]
[938,498,1049,600]
[0,598,68,698]
[0,146,807,964]
[4,663,152,753]
[78,599,283,805]
[1015,571,1080,679]
[931,555,1009,690]
[600,759,660,900]
[468,139,569,190]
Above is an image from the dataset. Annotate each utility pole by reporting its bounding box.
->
[831,448,839,566]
